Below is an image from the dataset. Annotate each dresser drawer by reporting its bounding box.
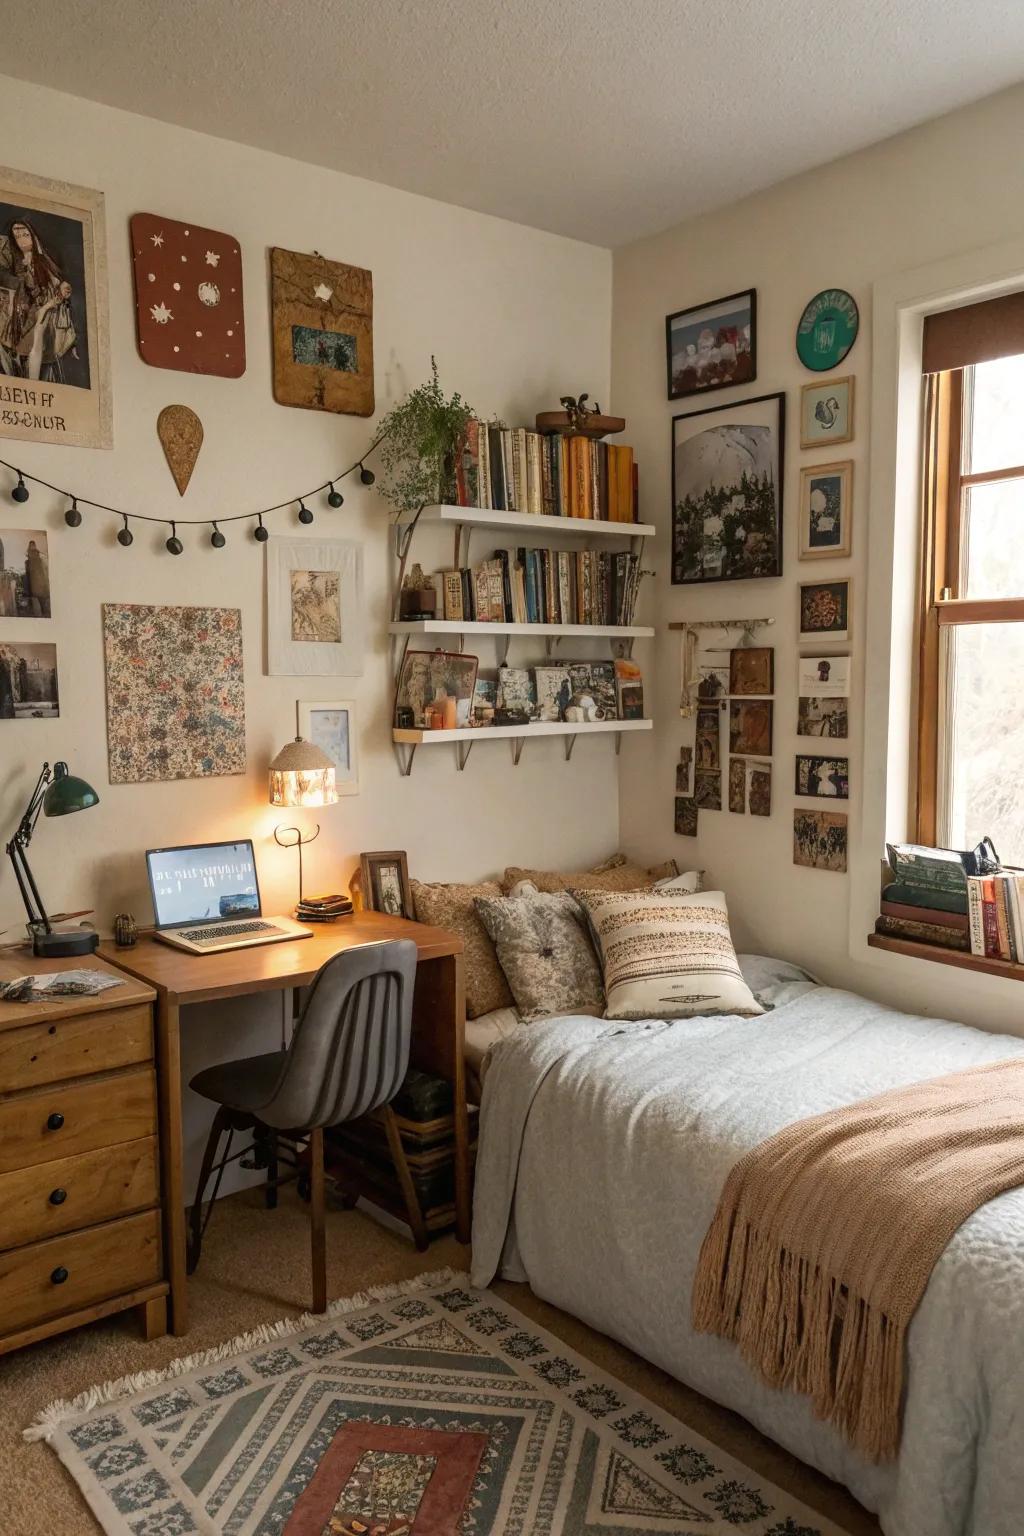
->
[0,1209,162,1334]
[0,1137,159,1250]
[0,1069,157,1174]
[0,1003,152,1094]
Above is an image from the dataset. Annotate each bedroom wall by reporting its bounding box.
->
[612,83,1024,1037]
[0,74,613,1188]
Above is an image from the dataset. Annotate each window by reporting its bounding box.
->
[918,299,1024,867]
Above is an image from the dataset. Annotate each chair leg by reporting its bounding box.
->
[187,1105,232,1275]
[309,1126,327,1313]
[382,1104,430,1252]
[265,1131,279,1210]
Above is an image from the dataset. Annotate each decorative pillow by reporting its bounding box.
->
[410,879,514,1019]
[473,889,604,1022]
[654,869,704,895]
[502,858,668,895]
[573,888,762,1022]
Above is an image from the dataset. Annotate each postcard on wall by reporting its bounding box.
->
[694,769,722,811]
[675,796,698,836]
[0,165,111,448]
[729,646,774,696]
[266,536,364,676]
[749,763,772,817]
[130,213,245,377]
[697,664,729,701]
[799,580,850,644]
[794,808,848,872]
[0,640,58,718]
[729,698,773,756]
[797,696,849,739]
[270,247,374,417]
[0,528,49,617]
[728,758,746,814]
[695,705,722,769]
[797,654,850,697]
[795,753,849,800]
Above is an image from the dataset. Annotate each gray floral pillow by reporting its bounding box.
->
[473,889,604,1023]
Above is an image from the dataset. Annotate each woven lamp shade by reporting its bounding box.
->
[268,737,338,808]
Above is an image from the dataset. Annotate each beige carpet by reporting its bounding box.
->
[0,1187,879,1535]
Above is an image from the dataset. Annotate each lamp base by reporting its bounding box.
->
[33,929,100,958]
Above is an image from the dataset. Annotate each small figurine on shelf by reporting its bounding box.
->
[113,912,138,948]
[399,563,437,621]
[535,392,626,440]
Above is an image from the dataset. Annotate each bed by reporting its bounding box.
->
[470,956,1024,1536]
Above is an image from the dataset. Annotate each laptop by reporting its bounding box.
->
[146,839,313,954]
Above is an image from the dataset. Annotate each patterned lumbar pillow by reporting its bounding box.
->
[473,889,604,1023]
[502,858,668,895]
[572,888,762,1021]
[410,880,514,1019]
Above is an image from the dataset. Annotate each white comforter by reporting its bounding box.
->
[471,960,1024,1536]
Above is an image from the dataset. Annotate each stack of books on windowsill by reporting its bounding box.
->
[966,872,1024,962]
[875,843,972,953]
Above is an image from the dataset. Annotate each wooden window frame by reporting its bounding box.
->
[916,366,1024,843]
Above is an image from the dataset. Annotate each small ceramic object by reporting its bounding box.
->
[113,912,138,948]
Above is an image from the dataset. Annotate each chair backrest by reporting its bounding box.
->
[259,939,419,1131]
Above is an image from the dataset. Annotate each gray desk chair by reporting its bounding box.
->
[187,938,425,1312]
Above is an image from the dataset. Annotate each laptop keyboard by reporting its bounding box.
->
[181,920,283,943]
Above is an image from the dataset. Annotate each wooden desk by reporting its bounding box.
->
[98,911,466,1336]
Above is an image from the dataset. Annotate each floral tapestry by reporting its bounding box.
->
[102,603,245,783]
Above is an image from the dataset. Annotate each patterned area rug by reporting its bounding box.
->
[28,1269,849,1535]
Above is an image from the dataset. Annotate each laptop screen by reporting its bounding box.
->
[147,840,261,929]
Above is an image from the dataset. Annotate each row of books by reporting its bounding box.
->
[873,840,1006,954]
[967,873,1024,961]
[457,421,637,522]
[438,546,643,628]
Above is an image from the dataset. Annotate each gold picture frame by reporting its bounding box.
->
[799,460,853,560]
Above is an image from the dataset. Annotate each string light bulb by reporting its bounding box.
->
[117,515,133,547]
[210,522,226,549]
[64,497,82,528]
[297,499,314,525]
[253,514,269,543]
[11,472,29,503]
[359,463,375,486]
[166,522,184,556]
[326,482,344,508]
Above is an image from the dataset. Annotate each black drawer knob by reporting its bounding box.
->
[50,1266,69,1285]
[49,1188,67,1206]
[46,1111,64,1131]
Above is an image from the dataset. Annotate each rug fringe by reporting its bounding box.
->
[24,1266,460,1444]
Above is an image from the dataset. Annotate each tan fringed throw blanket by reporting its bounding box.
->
[692,1056,1024,1462]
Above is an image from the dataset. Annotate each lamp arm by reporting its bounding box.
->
[10,763,52,849]
[4,764,53,933]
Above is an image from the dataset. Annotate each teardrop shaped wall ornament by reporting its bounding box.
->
[157,404,204,496]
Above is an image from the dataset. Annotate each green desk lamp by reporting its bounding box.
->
[5,761,100,957]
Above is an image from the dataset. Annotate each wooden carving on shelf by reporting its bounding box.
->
[157,405,204,496]
[536,393,625,439]
[270,247,374,417]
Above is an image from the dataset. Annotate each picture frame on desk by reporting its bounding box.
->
[360,850,414,921]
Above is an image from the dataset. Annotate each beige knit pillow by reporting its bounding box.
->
[502,859,670,895]
[410,879,514,1019]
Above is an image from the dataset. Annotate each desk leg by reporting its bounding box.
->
[156,993,189,1336]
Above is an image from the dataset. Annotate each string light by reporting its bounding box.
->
[11,472,29,503]
[326,482,344,508]
[64,497,82,528]
[253,514,269,543]
[210,522,226,549]
[297,499,314,525]
[166,523,184,556]
[117,515,133,547]
[359,462,375,486]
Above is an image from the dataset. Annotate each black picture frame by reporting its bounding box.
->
[665,288,757,401]
[794,755,850,801]
[671,391,785,586]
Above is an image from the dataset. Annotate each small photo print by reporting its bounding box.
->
[798,696,849,739]
[794,809,848,872]
[799,580,850,643]
[729,646,774,697]
[694,769,722,811]
[534,665,572,722]
[496,665,536,723]
[676,760,691,794]
[695,705,722,769]
[697,664,730,702]
[290,569,342,643]
[749,765,772,817]
[799,460,852,559]
[729,699,773,756]
[0,529,50,618]
[566,660,617,720]
[800,376,854,448]
[797,655,850,697]
[675,795,698,836]
[472,676,497,726]
[728,758,746,814]
[0,640,59,718]
[795,753,849,799]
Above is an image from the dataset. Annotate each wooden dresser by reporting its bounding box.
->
[0,953,169,1355]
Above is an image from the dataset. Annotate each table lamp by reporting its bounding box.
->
[5,761,100,957]
[269,735,338,908]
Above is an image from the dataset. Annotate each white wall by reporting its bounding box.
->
[613,83,1024,1037]
[0,76,615,1189]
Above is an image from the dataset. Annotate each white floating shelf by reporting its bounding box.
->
[410,504,655,539]
[393,719,653,745]
[389,620,654,639]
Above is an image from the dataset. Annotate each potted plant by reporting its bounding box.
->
[376,357,476,512]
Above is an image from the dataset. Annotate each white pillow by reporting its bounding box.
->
[573,888,762,1021]
[654,869,704,894]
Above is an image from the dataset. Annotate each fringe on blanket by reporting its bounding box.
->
[25,1266,460,1445]
[692,1208,905,1462]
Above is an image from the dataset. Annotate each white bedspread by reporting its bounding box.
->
[471,972,1024,1536]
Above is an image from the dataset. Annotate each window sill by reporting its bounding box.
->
[867,932,1024,982]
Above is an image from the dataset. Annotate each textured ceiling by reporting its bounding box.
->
[5,0,1024,246]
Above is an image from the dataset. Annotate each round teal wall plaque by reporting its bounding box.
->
[796,289,859,371]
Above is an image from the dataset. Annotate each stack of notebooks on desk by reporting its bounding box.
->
[296,893,352,923]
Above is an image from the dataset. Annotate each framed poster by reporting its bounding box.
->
[671,392,784,584]
[0,165,111,448]
[266,536,364,677]
[799,460,852,559]
[665,289,756,400]
[270,247,374,417]
[298,699,359,795]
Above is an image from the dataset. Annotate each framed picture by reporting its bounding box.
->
[800,376,854,448]
[672,392,784,584]
[298,700,358,794]
[266,536,364,677]
[360,850,413,920]
[795,754,849,800]
[666,289,756,400]
[395,649,478,729]
[0,165,112,449]
[729,646,774,696]
[793,809,848,872]
[799,579,851,644]
[799,460,852,559]
[0,529,49,617]
[0,640,58,718]
[798,697,849,739]
[797,655,850,697]
[729,699,773,756]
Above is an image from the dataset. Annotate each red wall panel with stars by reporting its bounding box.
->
[130,212,245,377]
